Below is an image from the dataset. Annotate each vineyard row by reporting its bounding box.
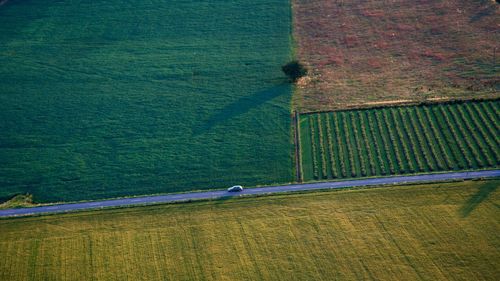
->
[300,101,500,181]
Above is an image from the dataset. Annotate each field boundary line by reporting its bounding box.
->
[298,97,500,115]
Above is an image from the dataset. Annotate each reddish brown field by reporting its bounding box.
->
[293,0,499,111]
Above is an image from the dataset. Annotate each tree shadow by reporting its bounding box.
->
[460,181,498,217]
[192,81,290,136]
[212,194,239,206]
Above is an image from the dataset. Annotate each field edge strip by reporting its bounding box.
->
[1,170,499,218]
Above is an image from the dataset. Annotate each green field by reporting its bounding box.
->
[300,100,500,181]
[0,180,498,280]
[0,0,293,202]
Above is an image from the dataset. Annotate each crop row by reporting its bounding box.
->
[309,115,320,180]
[324,114,338,178]
[301,101,499,180]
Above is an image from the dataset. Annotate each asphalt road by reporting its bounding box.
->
[1,170,499,218]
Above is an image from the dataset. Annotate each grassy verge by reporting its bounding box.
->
[0,194,36,209]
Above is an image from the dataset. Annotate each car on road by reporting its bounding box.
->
[228,185,243,192]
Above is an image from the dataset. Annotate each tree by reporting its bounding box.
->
[282,61,307,82]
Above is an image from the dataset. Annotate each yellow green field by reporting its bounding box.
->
[1,180,499,281]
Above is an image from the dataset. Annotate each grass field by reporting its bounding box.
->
[0,180,498,280]
[300,100,499,181]
[292,0,499,111]
[0,0,293,202]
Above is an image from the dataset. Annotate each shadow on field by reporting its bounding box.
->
[193,82,290,136]
[460,181,498,217]
[213,194,239,206]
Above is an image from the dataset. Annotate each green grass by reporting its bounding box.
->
[0,0,294,202]
[300,100,500,181]
[0,180,498,280]
[0,194,35,209]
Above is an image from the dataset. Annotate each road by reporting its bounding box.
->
[1,170,499,218]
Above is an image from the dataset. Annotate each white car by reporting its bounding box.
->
[227,185,243,192]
